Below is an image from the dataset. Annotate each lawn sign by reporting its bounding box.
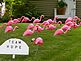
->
[0,38,29,59]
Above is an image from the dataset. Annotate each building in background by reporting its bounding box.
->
[30,0,81,18]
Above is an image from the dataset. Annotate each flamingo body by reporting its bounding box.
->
[23,29,34,36]
[5,26,13,32]
[54,29,64,36]
[34,37,43,46]
[27,24,34,29]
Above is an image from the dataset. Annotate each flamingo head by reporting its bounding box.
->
[40,15,44,20]
[21,16,25,18]
[21,16,25,20]
[55,16,58,18]
[73,16,78,19]
[66,17,73,22]
[32,17,35,20]
[54,16,58,20]
[77,18,80,21]
[31,38,35,42]
[41,15,44,18]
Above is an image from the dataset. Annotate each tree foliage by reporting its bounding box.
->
[1,0,42,22]
[5,0,42,18]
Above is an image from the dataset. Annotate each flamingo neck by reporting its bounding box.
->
[13,26,18,31]
[40,16,42,21]
[53,18,56,21]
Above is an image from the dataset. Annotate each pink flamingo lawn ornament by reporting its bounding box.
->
[54,29,64,36]
[77,18,80,21]
[65,17,73,24]
[23,29,34,36]
[33,37,43,46]
[30,17,35,23]
[33,24,44,32]
[73,16,79,21]
[65,21,73,26]
[79,22,81,26]
[0,19,19,29]
[73,16,81,25]
[27,24,34,29]
[13,19,20,24]
[20,16,25,22]
[5,26,19,33]
[47,19,53,24]
[7,20,14,26]
[33,15,44,23]
[61,25,71,31]
[22,17,30,23]
[40,15,45,23]
[57,21,62,26]
[33,25,38,32]
[63,25,72,34]
[13,26,19,31]
[31,37,43,47]
[37,26,44,32]
[0,17,16,28]
[5,26,13,33]
[46,24,56,30]
[52,16,58,24]
[33,19,41,23]
[46,16,58,24]
[42,21,50,27]
[71,22,79,29]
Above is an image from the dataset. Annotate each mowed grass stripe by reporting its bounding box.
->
[50,41,81,61]
[74,50,81,61]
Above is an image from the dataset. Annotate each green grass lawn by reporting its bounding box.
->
[0,23,81,61]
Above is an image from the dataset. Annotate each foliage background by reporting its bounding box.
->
[1,0,42,22]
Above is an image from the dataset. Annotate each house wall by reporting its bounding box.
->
[76,0,81,18]
[30,0,57,18]
[30,0,81,18]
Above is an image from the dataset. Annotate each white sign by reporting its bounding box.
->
[0,38,29,59]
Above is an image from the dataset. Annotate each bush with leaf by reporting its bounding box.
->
[58,0,67,8]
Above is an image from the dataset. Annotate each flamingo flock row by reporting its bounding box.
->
[0,15,81,46]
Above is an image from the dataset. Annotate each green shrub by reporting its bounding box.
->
[1,0,42,22]
[9,0,42,18]
[58,0,67,8]
[2,15,10,22]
